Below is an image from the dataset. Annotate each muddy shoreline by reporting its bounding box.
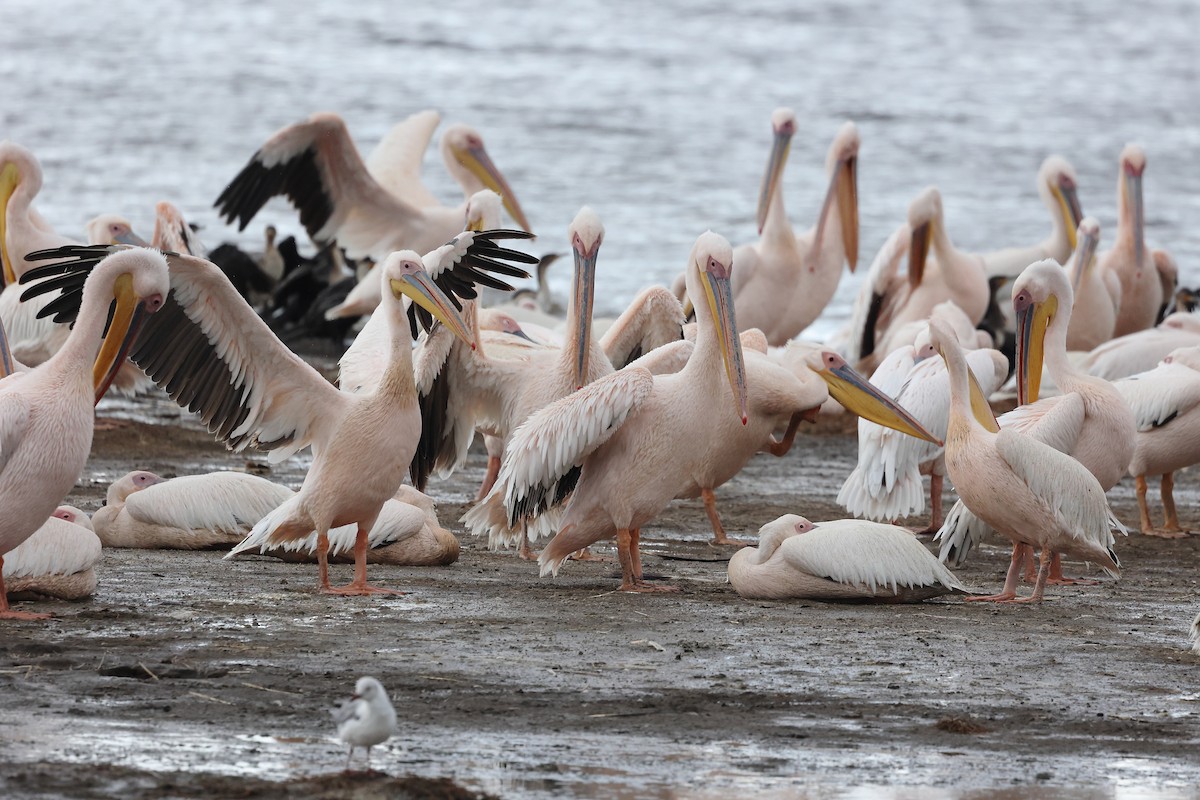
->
[3,403,1200,798]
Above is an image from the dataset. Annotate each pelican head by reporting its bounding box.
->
[0,142,43,285]
[568,207,603,388]
[464,189,502,233]
[85,214,145,248]
[756,107,797,233]
[749,514,816,564]
[685,231,748,424]
[151,202,202,254]
[381,250,474,348]
[806,350,941,444]
[1069,216,1101,293]
[1037,156,1083,249]
[1012,259,1072,406]
[905,187,942,289]
[813,121,860,269]
[929,318,999,431]
[1119,144,1146,266]
[442,124,531,234]
[487,310,535,343]
[107,470,164,505]
[88,249,169,403]
[53,505,94,531]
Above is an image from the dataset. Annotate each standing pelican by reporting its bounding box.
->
[0,248,168,619]
[981,155,1084,278]
[717,111,858,345]
[1101,145,1172,337]
[22,231,531,595]
[932,314,1121,603]
[469,232,937,591]
[1065,217,1121,352]
[3,506,100,601]
[937,259,1135,581]
[728,515,966,602]
[1114,344,1200,537]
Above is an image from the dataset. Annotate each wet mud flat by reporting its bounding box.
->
[3,409,1200,799]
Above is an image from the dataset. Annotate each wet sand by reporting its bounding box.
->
[2,406,1200,799]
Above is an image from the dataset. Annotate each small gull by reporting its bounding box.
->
[331,676,397,770]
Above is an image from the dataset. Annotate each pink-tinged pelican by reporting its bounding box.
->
[838,307,1008,533]
[214,112,530,268]
[469,232,937,592]
[1101,144,1173,337]
[3,506,100,602]
[849,187,989,372]
[22,231,530,595]
[0,248,168,619]
[1065,217,1121,352]
[937,260,1135,581]
[932,312,1121,604]
[1114,344,1200,537]
[1081,311,1200,381]
[718,111,858,345]
[981,155,1084,278]
[728,515,966,602]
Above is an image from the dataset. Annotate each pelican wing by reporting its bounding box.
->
[845,223,910,364]
[493,367,655,527]
[998,392,1086,454]
[21,245,350,461]
[626,339,694,376]
[599,286,685,369]
[127,473,294,533]
[1116,362,1200,432]
[411,230,537,334]
[365,110,442,206]
[781,522,966,594]
[2,517,101,579]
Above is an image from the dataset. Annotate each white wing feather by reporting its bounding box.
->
[1115,362,1200,432]
[2,514,101,579]
[844,223,910,364]
[125,472,294,533]
[365,109,442,207]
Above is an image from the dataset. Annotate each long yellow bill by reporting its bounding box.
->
[810,155,859,271]
[92,273,142,404]
[571,241,598,389]
[907,220,930,290]
[816,353,941,445]
[391,273,475,349]
[1054,179,1083,250]
[454,143,532,234]
[1015,291,1056,406]
[968,364,1000,432]
[0,162,20,286]
[1069,224,1100,294]
[756,128,793,234]
[700,261,749,425]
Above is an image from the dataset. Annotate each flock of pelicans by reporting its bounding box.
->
[1,108,1200,650]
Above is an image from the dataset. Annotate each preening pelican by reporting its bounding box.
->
[1114,344,1200,537]
[3,506,100,602]
[214,112,529,267]
[838,306,1008,532]
[1081,311,1200,381]
[717,111,859,345]
[1065,217,1121,352]
[981,155,1084,278]
[1100,144,1172,337]
[0,248,168,619]
[931,317,1120,603]
[468,232,937,591]
[849,187,989,372]
[728,515,966,602]
[23,231,530,595]
[936,260,1135,584]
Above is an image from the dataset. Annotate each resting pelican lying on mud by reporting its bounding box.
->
[931,317,1120,603]
[1081,312,1200,381]
[468,232,937,592]
[0,248,168,619]
[728,515,966,602]
[3,506,100,602]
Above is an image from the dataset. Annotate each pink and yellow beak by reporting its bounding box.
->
[1069,221,1100,294]
[1123,163,1145,268]
[814,352,941,444]
[570,235,600,389]
[1014,288,1057,406]
[811,154,859,271]
[1,162,21,286]
[908,220,931,290]
[699,255,749,424]
[92,272,163,404]
[1053,176,1084,250]
[390,270,475,349]
[756,123,794,234]
[450,141,532,234]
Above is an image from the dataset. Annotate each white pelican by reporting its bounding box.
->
[937,260,1135,583]
[214,112,530,267]
[1100,144,1173,337]
[469,232,937,591]
[1065,217,1121,352]
[0,248,168,619]
[849,187,989,372]
[23,231,530,595]
[1081,311,1200,381]
[838,306,1008,532]
[931,317,1120,603]
[1114,344,1200,537]
[728,515,966,602]
[332,676,397,770]
[3,506,100,602]
[981,155,1084,278]
[718,111,859,345]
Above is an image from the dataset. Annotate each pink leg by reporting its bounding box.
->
[704,488,748,547]
[475,456,502,502]
[0,562,52,620]
[965,543,1025,602]
[516,530,538,561]
[1045,551,1100,586]
[1003,547,1051,604]
[324,524,405,596]
[1158,473,1190,537]
[620,529,679,593]
[912,474,944,535]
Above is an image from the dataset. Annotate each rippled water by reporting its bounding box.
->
[3,0,1197,340]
